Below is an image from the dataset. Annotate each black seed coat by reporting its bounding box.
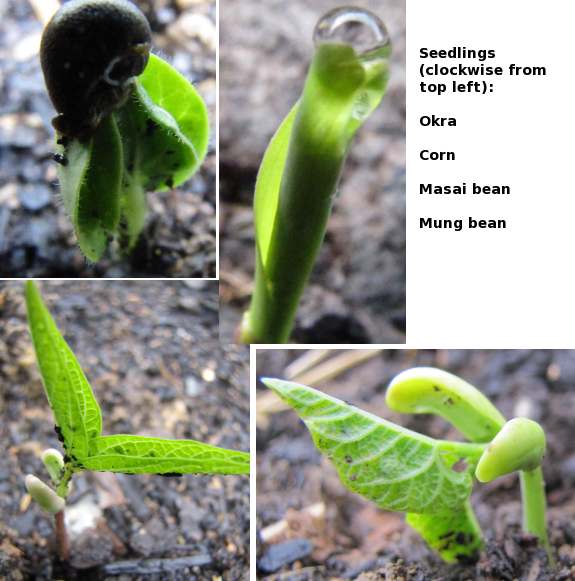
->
[40,0,152,141]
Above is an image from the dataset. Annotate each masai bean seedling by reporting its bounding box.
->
[40,0,209,262]
[24,281,249,560]
[239,7,392,343]
[263,367,554,566]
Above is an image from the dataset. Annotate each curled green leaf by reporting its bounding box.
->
[386,367,506,443]
[476,418,546,482]
[137,53,209,184]
[263,377,473,514]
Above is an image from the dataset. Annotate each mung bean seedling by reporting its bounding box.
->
[264,368,554,566]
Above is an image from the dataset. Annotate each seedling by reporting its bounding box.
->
[40,0,209,262]
[263,368,554,566]
[24,281,249,560]
[238,7,392,343]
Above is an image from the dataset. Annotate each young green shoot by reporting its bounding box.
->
[25,281,249,559]
[41,0,209,262]
[263,368,554,566]
[239,7,391,343]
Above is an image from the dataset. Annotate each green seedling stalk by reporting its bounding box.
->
[264,369,555,567]
[25,280,249,561]
[521,467,552,562]
[240,9,390,343]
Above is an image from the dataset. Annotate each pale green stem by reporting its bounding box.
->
[56,464,74,499]
[520,467,554,566]
[437,440,488,460]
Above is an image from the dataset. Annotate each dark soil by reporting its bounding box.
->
[0,281,249,581]
[0,0,216,278]
[256,349,575,580]
[219,0,406,344]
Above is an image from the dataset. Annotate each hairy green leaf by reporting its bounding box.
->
[55,53,209,261]
[25,281,102,460]
[406,501,483,564]
[263,378,473,514]
[81,435,250,475]
[57,115,123,262]
[137,53,209,186]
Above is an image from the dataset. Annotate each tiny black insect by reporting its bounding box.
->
[40,0,152,143]
[159,472,183,478]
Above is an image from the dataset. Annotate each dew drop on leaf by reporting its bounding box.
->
[313,7,390,61]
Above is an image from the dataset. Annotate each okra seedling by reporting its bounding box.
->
[263,368,554,566]
[40,0,209,262]
[24,281,249,559]
[239,7,391,344]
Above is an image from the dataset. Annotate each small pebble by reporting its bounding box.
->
[185,376,202,397]
[17,185,52,211]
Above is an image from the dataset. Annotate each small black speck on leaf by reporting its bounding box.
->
[433,385,441,392]
[345,455,352,463]
[145,118,158,137]
[350,473,357,481]
[160,472,183,477]
[455,532,468,545]
[52,153,68,166]
[54,425,65,443]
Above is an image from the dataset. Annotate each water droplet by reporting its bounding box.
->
[352,91,371,121]
[313,7,390,61]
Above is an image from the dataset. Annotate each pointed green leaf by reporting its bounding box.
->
[406,501,483,564]
[25,281,102,460]
[81,435,249,475]
[254,104,297,267]
[263,378,473,514]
